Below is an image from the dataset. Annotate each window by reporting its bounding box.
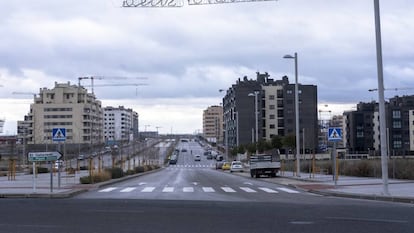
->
[393,121,401,129]
[393,110,401,119]
[269,105,275,110]
[269,114,275,119]
[269,124,275,129]
[269,95,275,100]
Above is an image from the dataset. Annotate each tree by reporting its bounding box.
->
[282,134,296,153]
[271,135,283,149]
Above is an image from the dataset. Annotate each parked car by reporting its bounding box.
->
[222,162,231,170]
[230,161,243,173]
[215,161,225,169]
[216,154,224,161]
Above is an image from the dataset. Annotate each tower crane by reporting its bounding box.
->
[368,87,414,92]
[12,92,37,98]
[78,76,148,94]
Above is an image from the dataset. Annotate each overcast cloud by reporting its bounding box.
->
[1,0,413,134]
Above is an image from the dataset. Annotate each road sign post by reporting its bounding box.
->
[328,128,342,186]
[28,151,62,193]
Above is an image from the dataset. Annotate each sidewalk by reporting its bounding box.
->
[0,170,91,198]
[277,171,414,203]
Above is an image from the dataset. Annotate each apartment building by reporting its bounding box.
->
[19,82,104,145]
[202,105,223,144]
[104,106,139,143]
[222,72,318,152]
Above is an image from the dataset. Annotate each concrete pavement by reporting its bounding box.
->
[1,167,414,204]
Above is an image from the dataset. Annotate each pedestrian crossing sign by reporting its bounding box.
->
[52,128,66,142]
[328,127,342,141]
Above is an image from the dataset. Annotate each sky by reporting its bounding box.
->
[0,0,413,135]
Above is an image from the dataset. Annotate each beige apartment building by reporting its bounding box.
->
[19,82,104,145]
[203,105,223,144]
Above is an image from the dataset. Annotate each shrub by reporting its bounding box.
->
[79,172,111,184]
[135,166,145,173]
[106,167,124,179]
[29,167,49,174]
[126,169,135,175]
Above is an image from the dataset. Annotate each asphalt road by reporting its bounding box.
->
[1,140,413,233]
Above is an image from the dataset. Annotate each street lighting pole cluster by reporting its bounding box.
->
[283,52,300,177]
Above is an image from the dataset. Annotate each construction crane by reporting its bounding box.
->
[83,83,149,96]
[12,92,37,98]
[78,76,148,94]
[368,87,414,92]
[122,0,277,7]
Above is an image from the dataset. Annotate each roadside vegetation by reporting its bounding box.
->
[229,134,414,180]
[79,165,160,184]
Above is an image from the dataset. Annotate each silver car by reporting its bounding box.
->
[230,161,243,172]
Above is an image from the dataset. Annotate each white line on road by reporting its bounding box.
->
[243,182,253,186]
[138,182,147,186]
[183,187,194,192]
[258,187,278,193]
[99,187,117,193]
[239,187,257,193]
[141,187,156,192]
[120,187,136,193]
[221,187,236,193]
[202,187,215,192]
[162,187,174,192]
[277,187,299,193]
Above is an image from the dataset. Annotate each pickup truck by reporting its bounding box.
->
[249,154,281,178]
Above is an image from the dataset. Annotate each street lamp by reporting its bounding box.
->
[284,52,300,177]
[248,91,259,155]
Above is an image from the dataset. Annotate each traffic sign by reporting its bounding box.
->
[52,128,66,142]
[328,127,342,141]
[28,151,62,162]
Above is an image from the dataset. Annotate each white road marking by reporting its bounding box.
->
[162,187,174,192]
[277,187,299,193]
[240,187,257,193]
[120,187,136,193]
[138,182,147,186]
[192,182,198,185]
[141,187,156,192]
[258,187,278,193]
[221,187,236,193]
[202,187,215,192]
[99,187,117,192]
[243,182,253,186]
[183,187,194,192]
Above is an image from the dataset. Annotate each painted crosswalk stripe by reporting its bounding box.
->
[120,187,136,193]
[162,187,174,192]
[258,187,278,193]
[221,187,236,193]
[277,187,299,193]
[141,187,156,192]
[99,187,117,192]
[183,187,194,192]
[202,187,215,192]
[240,187,257,193]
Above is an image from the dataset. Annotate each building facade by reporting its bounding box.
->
[222,72,318,153]
[103,106,139,143]
[19,82,104,145]
[202,105,223,144]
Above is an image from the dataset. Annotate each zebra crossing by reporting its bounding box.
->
[98,185,300,194]
[167,164,216,169]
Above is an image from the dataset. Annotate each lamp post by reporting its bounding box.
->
[373,0,389,195]
[284,52,300,177]
[248,91,259,155]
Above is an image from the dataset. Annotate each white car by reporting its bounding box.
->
[230,161,243,172]
[194,154,201,161]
